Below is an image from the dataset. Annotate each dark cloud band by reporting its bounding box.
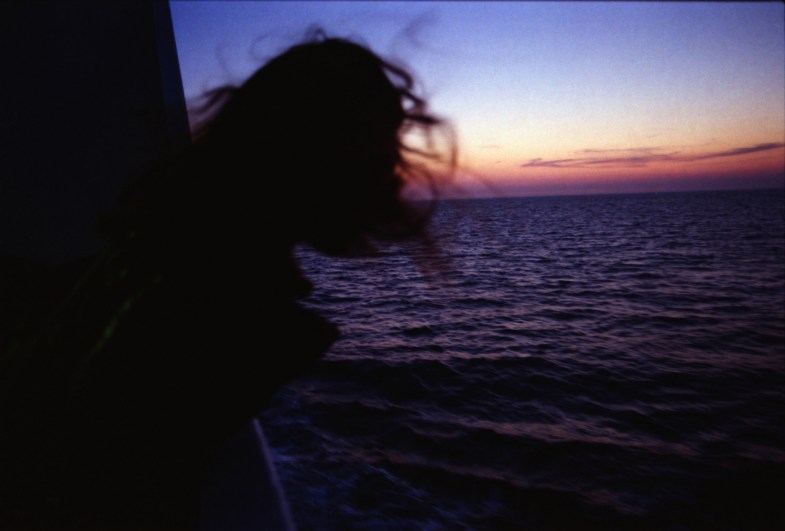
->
[522,143,785,169]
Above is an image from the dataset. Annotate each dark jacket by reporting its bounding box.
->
[0,245,337,530]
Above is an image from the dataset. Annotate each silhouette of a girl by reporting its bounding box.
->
[0,33,452,530]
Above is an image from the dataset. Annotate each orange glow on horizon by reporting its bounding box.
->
[428,143,785,198]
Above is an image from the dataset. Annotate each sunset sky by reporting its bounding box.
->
[170,1,785,197]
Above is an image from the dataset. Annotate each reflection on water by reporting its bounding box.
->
[260,189,785,530]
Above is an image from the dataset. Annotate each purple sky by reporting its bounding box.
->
[170,1,785,197]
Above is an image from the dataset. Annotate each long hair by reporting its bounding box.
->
[103,31,455,258]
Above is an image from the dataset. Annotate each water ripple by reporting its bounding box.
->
[261,190,785,530]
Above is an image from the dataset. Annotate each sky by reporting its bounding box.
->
[170,1,785,198]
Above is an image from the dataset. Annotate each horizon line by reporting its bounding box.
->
[429,184,785,202]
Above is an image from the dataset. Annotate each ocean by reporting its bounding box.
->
[258,189,785,530]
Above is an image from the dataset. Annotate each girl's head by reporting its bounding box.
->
[192,32,454,255]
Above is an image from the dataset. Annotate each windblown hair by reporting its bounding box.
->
[103,31,454,258]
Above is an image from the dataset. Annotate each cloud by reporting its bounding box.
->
[687,143,785,161]
[521,143,785,169]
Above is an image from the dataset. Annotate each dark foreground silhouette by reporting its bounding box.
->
[0,33,451,530]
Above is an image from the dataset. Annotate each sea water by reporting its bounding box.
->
[258,189,785,530]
